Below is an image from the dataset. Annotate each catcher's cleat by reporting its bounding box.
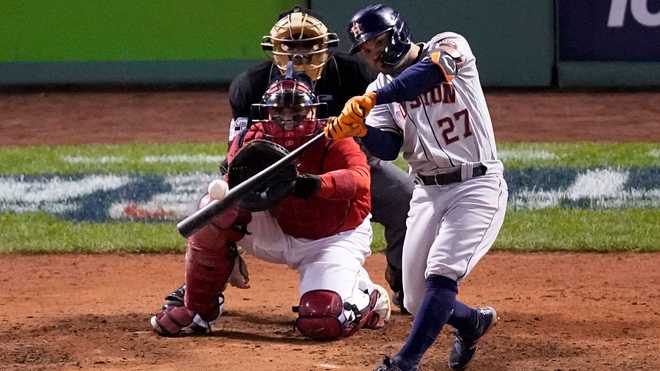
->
[150,299,222,337]
[373,355,416,371]
[162,284,186,309]
[448,306,498,370]
[365,284,392,329]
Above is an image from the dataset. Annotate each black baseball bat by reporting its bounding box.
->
[176,132,326,238]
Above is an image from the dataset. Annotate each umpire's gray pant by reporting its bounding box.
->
[367,154,414,292]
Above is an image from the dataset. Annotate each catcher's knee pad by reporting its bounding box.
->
[294,289,378,340]
[295,290,345,340]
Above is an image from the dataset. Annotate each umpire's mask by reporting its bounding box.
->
[261,7,339,81]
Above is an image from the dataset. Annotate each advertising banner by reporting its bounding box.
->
[559,0,660,61]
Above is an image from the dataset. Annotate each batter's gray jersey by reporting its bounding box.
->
[365,32,503,177]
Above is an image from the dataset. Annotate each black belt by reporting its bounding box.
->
[417,165,487,186]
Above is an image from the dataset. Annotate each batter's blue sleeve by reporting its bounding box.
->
[375,59,443,104]
[361,126,403,161]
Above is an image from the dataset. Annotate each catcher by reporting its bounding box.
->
[225,7,413,309]
[150,68,391,339]
[161,7,413,312]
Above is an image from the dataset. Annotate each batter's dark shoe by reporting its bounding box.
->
[448,306,498,369]
[374,356,417,371]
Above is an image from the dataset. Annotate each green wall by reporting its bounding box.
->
[312,0,555,87]
[558,62,660,88]
[0,0,301,61]
[1,0,556,87]
[4,1,656,87]
[0,0,300,84]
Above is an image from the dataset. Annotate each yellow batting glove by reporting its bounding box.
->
[324,115,368,139]
[342,92,378,122]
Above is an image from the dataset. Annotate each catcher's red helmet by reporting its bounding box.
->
[252,67,326,151]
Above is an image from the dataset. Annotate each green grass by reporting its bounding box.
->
[393,143,660,170]
[1,142,658,254]
[1,142,658,175]
[0,143,227,175]
[495,208,660,252]
[2,209,657,254]
[0,213,185,254]
[497,143,660,169]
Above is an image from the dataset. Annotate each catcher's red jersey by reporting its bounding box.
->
[227,123,371,239]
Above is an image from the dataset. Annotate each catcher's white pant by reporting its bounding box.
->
[238,212,376,315]
[402,173,508,316]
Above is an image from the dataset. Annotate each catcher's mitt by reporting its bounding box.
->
[227,139,298,211]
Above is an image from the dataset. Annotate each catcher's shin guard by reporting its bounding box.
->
[184,195,251,320]
[294,288,383,340]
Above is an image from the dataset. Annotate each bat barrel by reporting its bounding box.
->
[176,198,225,238]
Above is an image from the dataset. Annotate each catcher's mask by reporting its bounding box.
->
[252,67,326,151]
[261,7,339,81]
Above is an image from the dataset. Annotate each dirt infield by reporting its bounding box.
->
[1,89,659,370]
[2,90,660,146]
[1,253,659,370]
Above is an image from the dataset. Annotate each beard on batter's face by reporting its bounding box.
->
[373,57,397,75]
[359,33,390,73]
[366,54,411,76]
[359,33,412,76]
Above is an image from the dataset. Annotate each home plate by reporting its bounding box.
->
[316,364,342,369]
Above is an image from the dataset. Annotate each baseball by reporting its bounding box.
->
[207,179,228,200]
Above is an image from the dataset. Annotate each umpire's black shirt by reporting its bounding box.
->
[228,52,376,122]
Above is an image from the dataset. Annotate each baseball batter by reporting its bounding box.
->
[150,71,391,340]
[325,4,508,370]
